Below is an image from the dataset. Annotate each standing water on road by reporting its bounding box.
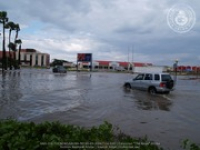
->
[0,69,200,149]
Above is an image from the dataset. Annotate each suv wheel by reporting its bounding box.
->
[149,87,156,94]
[124,83,131,89]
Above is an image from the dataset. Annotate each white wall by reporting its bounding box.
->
[134,66,164,73]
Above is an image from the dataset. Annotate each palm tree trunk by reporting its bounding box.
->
[14,30,19,69]
[18,44,21,68]
[2,21,7,70]
[8,29,12,70]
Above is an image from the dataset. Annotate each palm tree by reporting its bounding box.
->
[5,21,15,70]
[14,24,20,44]
[15,39,22,67]
[13,24,20,67]
[0,11,9,70]
[8,42,17,69]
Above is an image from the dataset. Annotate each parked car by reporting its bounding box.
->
[52,66,67,73]
[124,72,174,94]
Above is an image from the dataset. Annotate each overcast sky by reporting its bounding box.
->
[0,0,200,66]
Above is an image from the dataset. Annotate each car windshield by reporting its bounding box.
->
[161,75,172,81]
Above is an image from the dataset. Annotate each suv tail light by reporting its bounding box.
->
[159,82,166,87]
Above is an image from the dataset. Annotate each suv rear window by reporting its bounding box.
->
[161,75,172,81]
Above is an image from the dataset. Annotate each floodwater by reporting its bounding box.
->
[0,69,200,149]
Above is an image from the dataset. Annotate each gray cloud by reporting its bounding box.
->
[0,0,200,65]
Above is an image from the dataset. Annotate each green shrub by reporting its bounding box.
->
[0,119,170,150]
[182,139,200,150]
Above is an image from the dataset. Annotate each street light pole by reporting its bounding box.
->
[173,59,179,84]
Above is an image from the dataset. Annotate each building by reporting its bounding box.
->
[18,49,50,67]
[79,60,153,71]
[0,48,50,68]
[63,62,76,68]
[79,60,200,73]
[177,66,200,72]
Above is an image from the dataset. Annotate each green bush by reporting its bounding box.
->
[182,139,200,150]
[1,120,199,150]
[0,120,164,150]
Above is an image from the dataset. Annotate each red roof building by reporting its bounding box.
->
[78,60,152,70]
[96,61,110,66]
[177,65,200,72]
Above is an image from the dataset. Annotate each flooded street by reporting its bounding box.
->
[0,69,200,149]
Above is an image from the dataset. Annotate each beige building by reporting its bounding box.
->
[16,49,50,68]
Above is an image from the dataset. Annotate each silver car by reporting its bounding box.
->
[124,73,174,94]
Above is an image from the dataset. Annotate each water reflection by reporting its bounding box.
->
[0,72,7,106]
[124,89,172,111]
[0,71,22,119]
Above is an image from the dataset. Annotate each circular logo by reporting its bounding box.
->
[167,4,196,33]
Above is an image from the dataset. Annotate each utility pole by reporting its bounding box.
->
[132,46,134,73]
[173,59,179,85]
[127,48,129,72]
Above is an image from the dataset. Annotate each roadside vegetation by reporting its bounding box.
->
[0,120,199,150]
[0,120,161,150]
[50,59,69,67]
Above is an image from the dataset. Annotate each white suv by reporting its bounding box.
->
[124,73,174,94]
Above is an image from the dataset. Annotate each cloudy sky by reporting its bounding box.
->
[0,0,200,66]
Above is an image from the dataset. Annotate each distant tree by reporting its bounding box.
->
[51,59,69,66]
